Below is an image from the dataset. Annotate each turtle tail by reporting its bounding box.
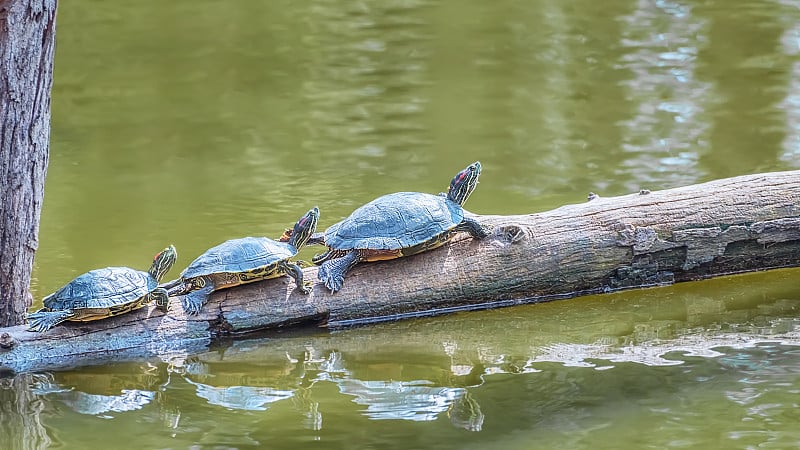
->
[27,309,75,333]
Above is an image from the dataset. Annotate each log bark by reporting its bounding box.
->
[1,170,800,373]
[0,0,56,326]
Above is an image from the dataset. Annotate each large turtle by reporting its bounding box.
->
[27,245,178,333]
[312,161,490,293]
[163,207,319,315]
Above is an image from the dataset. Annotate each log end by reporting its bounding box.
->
[0,332,18,350]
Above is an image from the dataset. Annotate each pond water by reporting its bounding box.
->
[4,0,800,448]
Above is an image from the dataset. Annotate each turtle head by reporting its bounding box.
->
[148,245,178,282]
[446,161,482,205]
[288,207,320,249]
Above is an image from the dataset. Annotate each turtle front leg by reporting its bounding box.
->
[280,260,313,294]
[181,280,214,315]
[318,251,360,293]
[149,288,170,312]
[454,218,491,239]
[26,309,75,333]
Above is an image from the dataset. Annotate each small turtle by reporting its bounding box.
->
[312,161,490,293]
[27,245,178,333]
[163,207,319,315]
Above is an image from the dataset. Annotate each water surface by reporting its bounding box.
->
[9,0,800,448]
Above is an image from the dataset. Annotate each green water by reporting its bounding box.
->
[4,0,800,448]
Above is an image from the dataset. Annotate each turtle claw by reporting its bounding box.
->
[324,275,344,293]
[299,280,314,294]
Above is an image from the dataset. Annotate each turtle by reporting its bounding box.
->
[162,207,319,315]
[311,161,490,293]
[26,245,178,333]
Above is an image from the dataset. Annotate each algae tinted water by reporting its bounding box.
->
[11,0,800,448]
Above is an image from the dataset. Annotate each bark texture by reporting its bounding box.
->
[0,0,56,326]
[0,170,799,373]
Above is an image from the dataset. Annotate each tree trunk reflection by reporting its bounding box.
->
[0,374,53,450]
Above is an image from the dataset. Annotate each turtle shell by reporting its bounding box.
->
[324,192,464,250]
[43,267,156,311]
[181,236,297,278]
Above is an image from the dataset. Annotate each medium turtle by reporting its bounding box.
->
[27,245,178,333]
[312,161,490,293]
[163,207,319,315]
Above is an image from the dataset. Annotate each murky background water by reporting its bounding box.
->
[4,0,800,448]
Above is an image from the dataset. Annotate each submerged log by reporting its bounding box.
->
[1,170,800,373]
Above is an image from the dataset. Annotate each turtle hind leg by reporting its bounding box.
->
[318,251,360,293]
[281,261,313,294]
[454,217,491,239]
[26,309,75,333]
[180,283,214,315]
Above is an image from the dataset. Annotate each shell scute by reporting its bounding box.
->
[324,192,464,250]
[181,237,296,278]
[43,267,154,310]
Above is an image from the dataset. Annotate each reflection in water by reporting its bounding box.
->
[0,374,52,450]
[448,390,484,432]
[59,390,155,416]
[337,379,467,422]
[187,379,294,411]
[617,0,710,188]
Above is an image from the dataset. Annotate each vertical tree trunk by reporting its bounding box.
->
[0,0,56,326]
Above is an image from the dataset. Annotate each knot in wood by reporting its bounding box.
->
[0,332,17,350]
[494,224,527,244]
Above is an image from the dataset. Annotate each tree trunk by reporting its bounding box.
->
[1,170,799,373]
[0,0,56,326]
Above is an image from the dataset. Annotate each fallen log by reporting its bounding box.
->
[2,170,800,373]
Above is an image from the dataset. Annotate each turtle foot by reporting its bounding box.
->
[26,310,73,333]
[318,263,344,293]
[180,296,204,316]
